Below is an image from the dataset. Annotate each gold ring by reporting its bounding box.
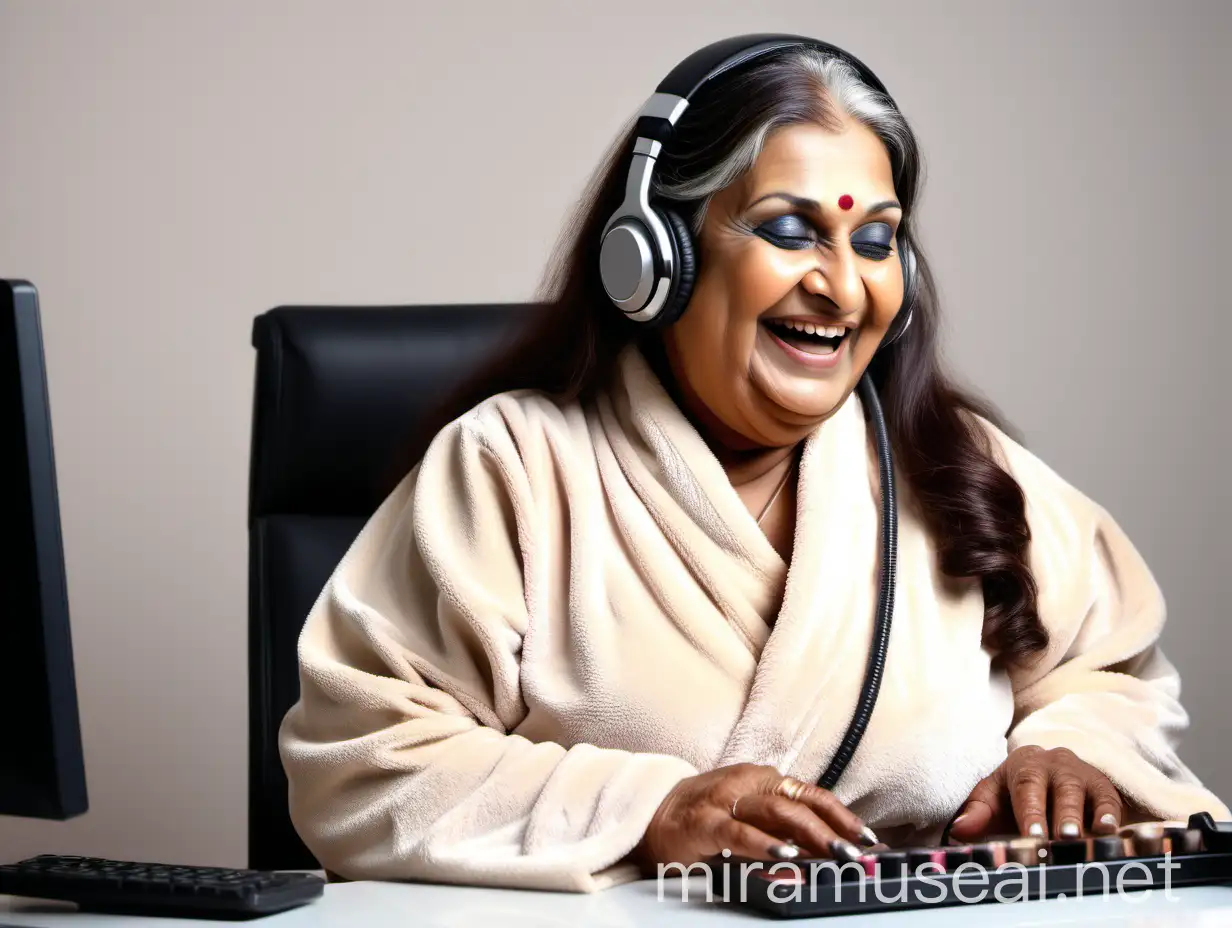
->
[777,777,805,802]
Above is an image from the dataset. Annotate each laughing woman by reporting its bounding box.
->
[278,36,1228,891]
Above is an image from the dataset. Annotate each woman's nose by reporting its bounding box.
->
[803,252,864,318]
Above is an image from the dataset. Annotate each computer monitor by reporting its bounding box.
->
[0,279,88,820]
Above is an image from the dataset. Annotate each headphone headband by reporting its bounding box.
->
[633,34,895,147]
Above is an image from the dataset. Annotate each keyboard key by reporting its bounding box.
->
[944,847,972,871]
[1093,835,1127,860]
[1166,827,1203,855]
[1051,839,1089,864]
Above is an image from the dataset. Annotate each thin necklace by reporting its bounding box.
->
[755,458,795,526]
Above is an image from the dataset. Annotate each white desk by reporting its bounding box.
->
[5,877,1232,927]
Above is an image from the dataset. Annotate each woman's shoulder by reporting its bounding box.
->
[965,411,1113,552]
[426,386,590,469]
[968,412,1095,508]
[462,385,584,435]
[962,411,1164,633]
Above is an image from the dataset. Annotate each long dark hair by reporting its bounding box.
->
[406,47,1048,665]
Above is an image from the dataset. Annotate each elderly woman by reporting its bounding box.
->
[278,35,1227,892]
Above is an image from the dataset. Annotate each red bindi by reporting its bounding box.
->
[838,194,854,210]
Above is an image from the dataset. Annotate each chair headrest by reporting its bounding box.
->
[249,304,533,520]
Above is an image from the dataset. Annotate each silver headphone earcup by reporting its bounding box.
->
[600,219,657,314]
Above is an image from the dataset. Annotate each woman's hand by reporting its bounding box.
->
[633,763,878,873]
[949,746,1125,842]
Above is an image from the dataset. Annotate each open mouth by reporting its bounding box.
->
[762,318,849,356]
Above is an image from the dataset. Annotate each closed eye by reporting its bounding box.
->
[851,221,895,261]
[754,214,820,250]
[756,215,896,260]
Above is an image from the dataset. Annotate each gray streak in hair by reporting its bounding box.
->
[653,49,912,236]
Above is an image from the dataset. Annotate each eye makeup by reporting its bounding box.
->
[850,222,894,260]
[749,214,824,251]
[735,212,896,260]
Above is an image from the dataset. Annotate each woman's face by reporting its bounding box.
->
[662,114,905,450]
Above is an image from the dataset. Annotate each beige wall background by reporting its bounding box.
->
[2,0,1228,866]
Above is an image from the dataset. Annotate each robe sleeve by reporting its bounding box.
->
[277,403,698,892]
[982,419,1230,822]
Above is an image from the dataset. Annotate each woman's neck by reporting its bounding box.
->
[640,337,800,488]
[706,434,797,487]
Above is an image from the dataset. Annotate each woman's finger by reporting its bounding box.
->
[950,766,1010,842]
[770,778,875,847]
[719,818,798,861]
[1086,772,1124,835]
[1048,764,1089,839]
[734,793,860,861]
[1007,749,1051,838]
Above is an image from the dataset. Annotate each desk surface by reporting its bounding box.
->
[5,877,1232,927]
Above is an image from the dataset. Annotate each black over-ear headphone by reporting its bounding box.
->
[598,33,916,345]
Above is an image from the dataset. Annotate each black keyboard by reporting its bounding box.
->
[0,855,325,920]
[708,812,1232,918]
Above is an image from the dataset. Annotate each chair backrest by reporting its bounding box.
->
[247,303,533,870]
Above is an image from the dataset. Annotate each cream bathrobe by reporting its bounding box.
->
[278,345,1227,892]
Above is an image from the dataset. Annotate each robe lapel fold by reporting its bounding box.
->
[600,348,884,774]
[716,387,882,773]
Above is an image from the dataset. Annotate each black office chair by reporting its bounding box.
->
[247,303,532,870]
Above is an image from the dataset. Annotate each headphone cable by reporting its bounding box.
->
[817,371,897,790]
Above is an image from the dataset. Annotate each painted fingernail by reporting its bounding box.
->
[1100,813,1119,829]
[857,826,879,847]
[830,839,862,863]
[1059,822,1081,839]
[1028,822,1046,838]
[769,843,799,860]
